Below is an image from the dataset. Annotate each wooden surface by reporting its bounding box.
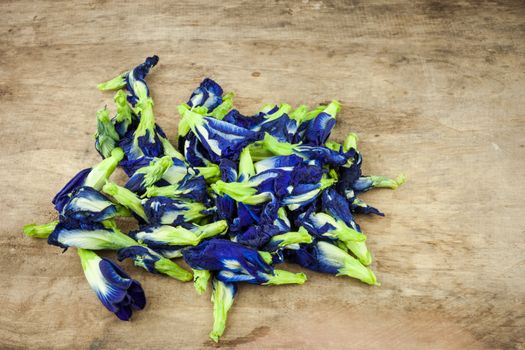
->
[1,1,524,349]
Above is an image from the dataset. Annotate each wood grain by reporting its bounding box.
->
[1,0,524,349]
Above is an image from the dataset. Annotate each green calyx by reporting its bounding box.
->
[345,240,373,266]
[271,227,313,247]
[95,108,120,158]
[77,248,100,270]
[210,279,235,343]
[264,269,307,286]
[249,141,274,161]
[211,180,257,200]
[178,104,205,138]
[343,132,359,152]
[114,90,133,123]
[23,220,58,239]
[161,137,185,161]
[97,73,127,91]
[238,146,255,180]
[154,257,193,282]
[323,100,341,117]
[262,133,296,156]
[195,164,221,181]
[102,182,148,222]
[264,103,292,122]
[133,98,156,144]
[193,220,228,241]
[370,174,407,189]
[139,225,200,246]
[289,105,308,122]
[325,140,342,152]
[138,156,174,188]
[193,269,211,295]
[258,251,273,265]
[144,184,188,199]
[84,148,124,190]
[209,92,234,120]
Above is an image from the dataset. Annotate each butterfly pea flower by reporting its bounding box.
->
[117,245,193,282]
[193,269,211,295]
[48,220,137,250]
[77,248,146,321]
[222,109,266,130]
[350,197,384,217]
[61,186,122,223]
[252,104,297,143]
[343,132,359,152]
[130,225,200,248]
[194,164,221,182]
[52,148,124,212]
[353,174,407,194]
[249,141,274,161]
[300,210,366,243]
[264,227,313,252]
[102,182,148,222]
[187,78,224,111]
[216,268,307,286]
[145,173,208,202]
[254,154,304,174]
[183,133,214,167]
[285,240,378,285]
[321,189,372,265]
[302,100,340,146]
[95,108,120,158]
[143,197,208,226]
[262,133,351,167]
[282,177,335,211]
[125,156,173,193]
[179,105,262,162]
[208,92,234,120]
[182,239,274,283]
[112,90,136,137]
[23,220,58,239]
[209,278,237,342]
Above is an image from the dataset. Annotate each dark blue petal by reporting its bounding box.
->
[119,157,153,177]
[117,246,160,273]
[321,188,355,226]
[302,112,336,146]
[223,109,265,130]
[52,168,91,212]
[187,78,224,111]
[62,187,117,223]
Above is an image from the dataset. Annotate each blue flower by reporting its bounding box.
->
[281,177,335,211]
[299,209,366,243]
[216,268,306,286]
[52,168,92,212]
[77,249,146,321]
[254,154,303,173]
[112,90,137,138]
[142,197,208,226]
[182,239,273,283]
[187,78,224,111]
[117,245,193,282]
[145,173,208,202]
[284,240,377,285]
[352,174,407,194]
[125,55,159,106]
[183,133,213,167]
[52,148,124,212]
[321,189,373,265]
[234,224,281,249]
[61,186,119,223]
[350,197,384,216]
[223,109,265,129]
[180,105,262,162]
[124,156,173,194]
[48,221,137,250]
[301,101,340,146]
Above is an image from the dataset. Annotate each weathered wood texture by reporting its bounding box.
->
[1,0,524,349]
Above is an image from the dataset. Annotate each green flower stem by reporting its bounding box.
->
[238,146,255,180]
[194,220,228,241]
[345,240,373,266]
[258,251,273,265]
[271,227,312,247]
[140,156,174,188]
[343,132,359,152]
[370,174,407,189]
[209,92,234,120]
[97,73,127,91]
[210,279,235,343]
[262,133,296,156]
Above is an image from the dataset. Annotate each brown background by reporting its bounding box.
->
[1,1,524,349]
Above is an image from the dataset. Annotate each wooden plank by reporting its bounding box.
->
[1,0,524,349]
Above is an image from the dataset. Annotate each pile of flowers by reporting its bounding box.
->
[24,56,405,342]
